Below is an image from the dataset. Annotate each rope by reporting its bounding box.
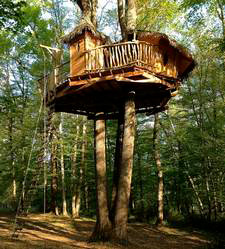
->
[12,48,49,238]
[12,100,43,238]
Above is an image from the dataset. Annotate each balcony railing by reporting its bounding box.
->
[85,41,166,73]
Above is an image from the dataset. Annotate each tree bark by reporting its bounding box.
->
[137,150,144,214]
[153,113,164,226]
[117,0,127,39]
[110,112,124,222]
[50,125,59,216]
[186,171,204,216]
[114,92,136,243]
[91,0,98,28]
[59,113,68,216]
[81,116,88,210]
[8,116,16,203]
[126,0,137,33]
[117,0,137,40]
[71,116,81,218]
[73,0,98,27]
[90,114,112,241]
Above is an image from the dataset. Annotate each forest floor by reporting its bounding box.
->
[0,213,209,249]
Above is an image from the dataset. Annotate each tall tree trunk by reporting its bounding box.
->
[71,116,81,218]
[126,0,137,33]
[117,0,137,40]
[81,117,88,210]
[117,0,127,39]
[186,170,204,216]
[81,116,89,210]
[59,113,68,216]
[205,172,212,221]
[72,0,98,27]
[111,112,124,221]
[90,114,112,242]
[153,113,164,226]
[137,150,144,214]
[50,128,59,216]
[91,0,98,28]
[12,161,16,200]
[9,116,16,203]
[114,91,136,243]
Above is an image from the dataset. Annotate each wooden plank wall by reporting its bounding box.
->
[70,36,86,76]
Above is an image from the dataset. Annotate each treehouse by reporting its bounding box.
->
[42,21,195,118]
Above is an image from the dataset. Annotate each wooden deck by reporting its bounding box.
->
[40,41,181,117]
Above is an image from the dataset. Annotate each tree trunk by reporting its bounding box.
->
[81,116,88,210]
[9,116,16,203]
[117,0,127,39]
[186,171,204,216]
[59,113,68,216]
[126,0,137,33]
[117,0,137,40]
[73,0,98,27]
[71,116,81,218]
[90,114,112,242]
[137,150,144,214]
[114,91,136,243]
[153,113,164,226]
[110,112,124,221]
[91,0,98,28]
[50,129,59,216]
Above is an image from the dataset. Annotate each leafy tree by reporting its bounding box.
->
[0,0,26,32]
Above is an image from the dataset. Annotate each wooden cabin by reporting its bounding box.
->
[136,32,195,79]
[62,20,108,78]
[42,24,195,117]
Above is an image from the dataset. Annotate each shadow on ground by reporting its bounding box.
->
[0,213,209,249]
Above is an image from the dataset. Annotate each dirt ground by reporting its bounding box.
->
[0,213,209,249]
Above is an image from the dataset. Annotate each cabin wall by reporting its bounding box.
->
[70,32,104,76]
[70,36,85,76]
[138,36,178,78]
[85,32,104,70]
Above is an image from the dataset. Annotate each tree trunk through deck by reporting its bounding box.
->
[127,0,137,33]
[90,114,111,241]
[117,0,137,40]
[114,91,136,243]
[72,0,98,27]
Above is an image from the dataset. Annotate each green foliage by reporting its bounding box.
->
[137,0,180,32]
[0,0,26,32]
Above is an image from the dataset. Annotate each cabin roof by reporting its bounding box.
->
[137,31,196,78]
[62,19,109,44]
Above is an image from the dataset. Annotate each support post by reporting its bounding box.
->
[90,113,112,241]
[114,91,136,243]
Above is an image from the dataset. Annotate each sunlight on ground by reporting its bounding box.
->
[0,213,208,249]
